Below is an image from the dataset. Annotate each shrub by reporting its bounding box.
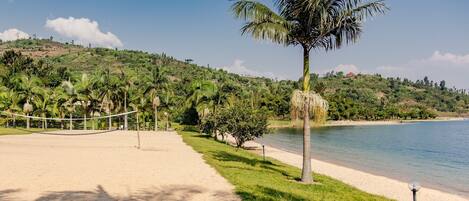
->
[218,103,269,148]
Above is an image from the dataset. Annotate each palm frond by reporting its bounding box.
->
[291,90,329,124]
[232,0,292,44]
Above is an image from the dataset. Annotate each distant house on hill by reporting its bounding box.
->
[346,72,356,78]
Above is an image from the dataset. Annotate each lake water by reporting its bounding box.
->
[257,121,469,197]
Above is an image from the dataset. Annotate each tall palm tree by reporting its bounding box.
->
[75,74,93,130]
[32,87,52,129]
[96,67,119,130]
[145,67,168,131]
[15,74,41,129]
[129,87,148,130]
[51,87,69,129]
[232,0,387,183]
[61,79,78,130]
[186,80,218,126]
[118,68,136,130]
[101,94,114,130]
[0,89,23,127]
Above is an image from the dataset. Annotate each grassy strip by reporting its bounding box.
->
[179,131,393,201]
[0,127,50,136]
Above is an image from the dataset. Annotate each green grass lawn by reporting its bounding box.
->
[0,127,49,136]
[179,131,393,201]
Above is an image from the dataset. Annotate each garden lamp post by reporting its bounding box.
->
[408,182,421,201]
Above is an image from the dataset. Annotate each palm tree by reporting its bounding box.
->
[232,0,387,183]
[96,67,119,130]
[101,94,114,130]
[152,96,160,131]
[118,68,136,130]
[129,87,148,130]
[145,67,168,131]
[0,89,23,127]
[32,87,52,129]
[186,80,218,126]
[51,87,69,129]
[75,74,93,130]
[61,79,78,130]
[15,75,41,129]
[23,101,33,129]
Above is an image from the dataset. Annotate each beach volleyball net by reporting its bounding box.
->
[0,111,139,135]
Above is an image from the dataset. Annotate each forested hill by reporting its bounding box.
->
[0,39,468,123]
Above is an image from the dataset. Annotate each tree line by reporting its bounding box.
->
[1,40,469,130]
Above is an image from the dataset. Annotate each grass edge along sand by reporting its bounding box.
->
[179,130,393,201]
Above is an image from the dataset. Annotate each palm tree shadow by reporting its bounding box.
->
[236,186,307,201]
[34,184,239,201]
[0,189,22,200]
[212,151,296,179]
[213,151,275,166]
[35,185,113,201]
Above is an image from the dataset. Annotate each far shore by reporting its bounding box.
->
[269,117,467,128]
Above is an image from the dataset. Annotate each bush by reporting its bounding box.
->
[218,104,269,148]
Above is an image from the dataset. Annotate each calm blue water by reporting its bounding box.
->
[257,121,469,197]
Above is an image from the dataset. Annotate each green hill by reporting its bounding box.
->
[0,39,468,125]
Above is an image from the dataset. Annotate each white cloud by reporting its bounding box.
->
[45,17,123,48]
[220,59,281,79]
[376,51,469,88]
[0,28,30,41]
[429,51,469,65]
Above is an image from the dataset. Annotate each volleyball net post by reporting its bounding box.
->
[136,111,141,149]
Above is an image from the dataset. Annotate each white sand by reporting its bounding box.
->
[0,131,239,201]
[243,140,468,201]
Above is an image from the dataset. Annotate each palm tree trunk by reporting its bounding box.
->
[301,45,313,183]
[13,116,16,128]
[42,113,47,130]
[84,113,87,130]
[154,107,158,131]
[69,115,73,131]
[124,92,128,130]
[26,114,30,129]
[108,112,112,130]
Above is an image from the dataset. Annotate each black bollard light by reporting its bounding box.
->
[262,144,265,161]
[408,182,421,201]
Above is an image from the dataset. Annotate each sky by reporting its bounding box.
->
[1,0,469,88]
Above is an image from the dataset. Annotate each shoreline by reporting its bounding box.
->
[269,117,467,128]
[242,140,468,201]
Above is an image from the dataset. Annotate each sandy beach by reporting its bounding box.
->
[242,140,468,201]
[0,131,239,201]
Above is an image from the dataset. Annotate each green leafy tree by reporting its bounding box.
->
[218,103,269,148]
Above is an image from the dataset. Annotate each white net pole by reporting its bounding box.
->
[137,111,141,149]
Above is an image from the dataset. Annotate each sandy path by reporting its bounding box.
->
[242,140,468,201]
[0,131,239,201]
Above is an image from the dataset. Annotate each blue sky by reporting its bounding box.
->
[1,0,469,88]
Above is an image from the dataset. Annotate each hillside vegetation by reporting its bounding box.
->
[0,39,468,128]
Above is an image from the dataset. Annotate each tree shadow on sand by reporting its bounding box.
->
[0,189,22,201]
[34,185,238,201]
